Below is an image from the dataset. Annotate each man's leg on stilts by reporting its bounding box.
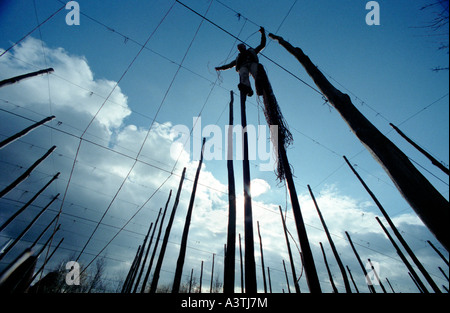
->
[238,66,253,96]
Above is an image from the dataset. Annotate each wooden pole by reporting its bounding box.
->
[239,92,257,293]
[267,267,273,293]
[367,258,387,293]
[239,233,244,293]
[282,260,291,293]
[257,221,267,293]
[122,245,142,293]
[427,240,449,266]
[210,253,215,293]
[386,277,395,293]
[29,213,58,249]
[0,68,54,88]
[132,221,153,293]
[375,216,428,293]
[0,194,59,261]
[278,145,322,293]
[140,209,162,292]
[390,123,449,175]
[199,260,204,293]
[308,185,352,293]
[344,156,440,293]
[224,90,237,294]
[278,206,301,293]
[409,272,424,293]
[189,268,194,293]
[141,191,172,292]
[269,33,450,252]
[438,267,449,282]
[346,265,359,293]
[345,231,376,293]
[320,242,338,293]
[0,115,55,149]
[0,172,60,232]
[150,167,186,293]
[172,138,206,293]
[0,145,56,199]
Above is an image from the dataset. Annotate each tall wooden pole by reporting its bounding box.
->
[172,138,206,293]
[278,144,322,293]
[0,115,55,149]
[0,172,60,232]
[141,209,162,292]
[367,258,387,293]
[278,206,301,293]
[346,265,359,293]
[344,156,441,293]
[427,240,449,266]
[150,167,186,293]
[224,91,237,293]
[239,233,244,293]
[308,185,352,293]
[319,242,338,293]
[345,231,376,293]
[141,191,172,292]
[209,253,215,293]
[269,33,449,252]
[0,194,59,261]
[257,221,267,293]
[0,145,56,199]
[199,260,204,293]
[390,123,449,175]
[0,68,54,88]
[375,217,428,293]
[133,221,153,292]
[282,260,291,293]
[239,92,257,293]
[267,267,273,293]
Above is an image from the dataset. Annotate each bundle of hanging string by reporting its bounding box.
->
[255,63,293,182]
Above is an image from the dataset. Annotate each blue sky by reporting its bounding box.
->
[0,0,448,293]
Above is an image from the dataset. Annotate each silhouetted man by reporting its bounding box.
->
[215,27,266,97]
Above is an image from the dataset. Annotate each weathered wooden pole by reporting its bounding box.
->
[0,115,56,150]
[199,260,204,293]
[427,240,449,266]
[0,194,59,261]
[141,191,171,292]
[409,272,424,293]
[278,206,301,293]
[257,221,267,293]
[132,221,153,293]
[189,268,194,293]
[346,265,359,293]
[320,242,338,293]
[344,156,441,293]
[150,168,186,293]
[390,123,449,175]
[277,144,321,293]
[367,258,387,293]
[239,91,258,293]
[269,33,449,252]
[386,277,395,293]
[345,231,376,293]
[308,185,352,293]
[0,145,56,199]
[172,138,206,293]
[122,245,142,293]
[210,253,215,293]
[375,216,428,293]
[0,68,54,88]
[267,267,273,293]
[30,237,64,285]
[438,267,449,282]
[140,209,162,292]
[224,90,237,294]
[239,233,244,293]
[29,214,58,249]
[282,260,291,293]
[0,172,60,232]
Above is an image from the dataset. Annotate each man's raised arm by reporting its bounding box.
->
[254,27,266,54]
